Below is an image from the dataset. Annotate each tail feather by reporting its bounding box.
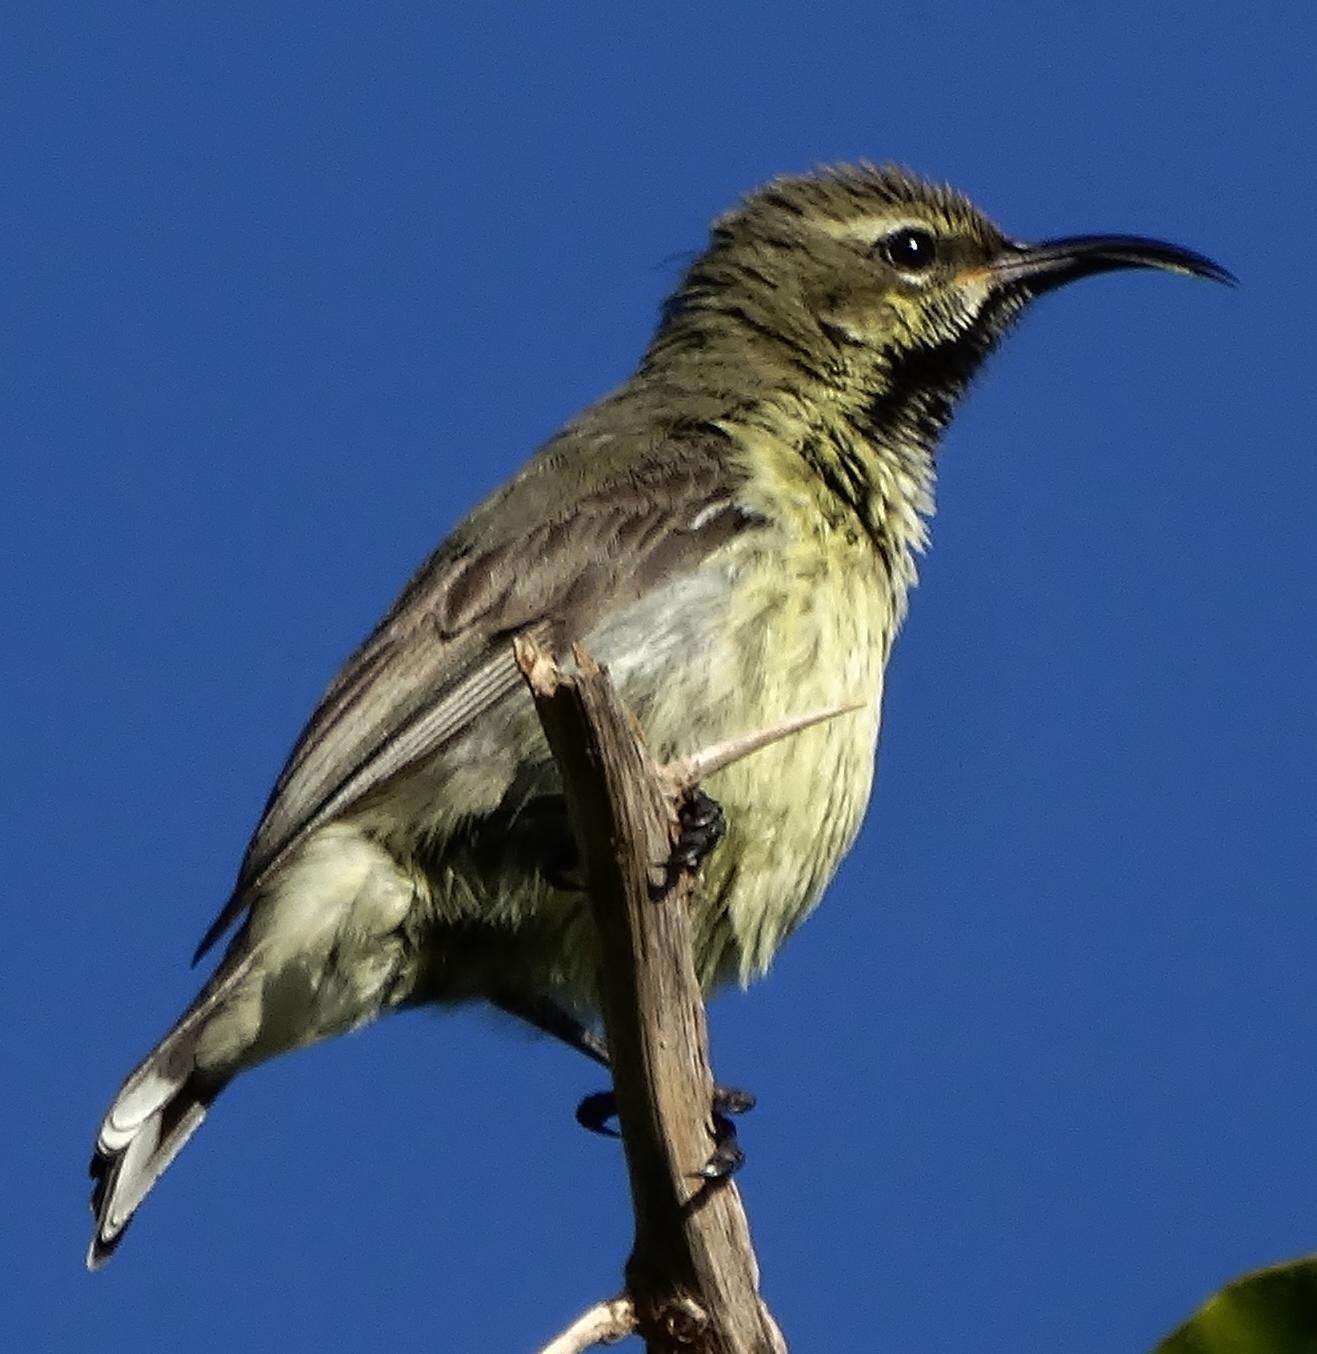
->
[87,951,256,1269]
[87,1085,214,1269]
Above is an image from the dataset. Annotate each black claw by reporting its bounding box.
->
[694,1110,747,1180]
[712,1085,756,1117]
[695,1140,745,1180]
[577,1082,755,1181]
[576,1090,621,1137]
[698,1084,754,1179]
[671,787,726,875]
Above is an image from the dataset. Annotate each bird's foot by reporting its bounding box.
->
[696,1100,748,1180]
[545,784,724,895]
[575,1083,755,1179]
[670,786,726,874]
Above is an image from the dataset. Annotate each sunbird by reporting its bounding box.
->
[88,163,1230,1266]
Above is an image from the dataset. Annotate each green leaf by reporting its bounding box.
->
[1156,1258,1317,1353]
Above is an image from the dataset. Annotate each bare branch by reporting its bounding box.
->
[664,701,864,788]
[539,1296,637,1354]
[516,636,786,1353]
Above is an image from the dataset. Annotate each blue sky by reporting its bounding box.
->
[3,4,1313,1350]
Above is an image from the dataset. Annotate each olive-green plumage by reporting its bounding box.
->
[87,163,1230,1266]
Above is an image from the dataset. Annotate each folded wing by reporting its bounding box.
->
[194,436,759,961]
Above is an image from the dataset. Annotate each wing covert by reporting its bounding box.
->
[193,440,758,962]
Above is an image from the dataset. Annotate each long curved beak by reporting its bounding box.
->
[991,233,1236,293]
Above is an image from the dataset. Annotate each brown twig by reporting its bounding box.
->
[518,637,823,1353]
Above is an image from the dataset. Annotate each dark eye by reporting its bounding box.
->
[879,227,938,272]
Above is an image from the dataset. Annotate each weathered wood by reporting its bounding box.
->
[540,1296,637,1354]
[518,637,787,1354]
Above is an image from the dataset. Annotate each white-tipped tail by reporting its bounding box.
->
[86,953,256,1268]
[87,1085,212,1268]
[88,826,421,1267]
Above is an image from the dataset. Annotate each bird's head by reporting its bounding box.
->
[652,163,1231,445]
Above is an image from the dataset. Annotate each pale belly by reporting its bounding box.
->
[391,533,895,1011]
[216,532,896,1073]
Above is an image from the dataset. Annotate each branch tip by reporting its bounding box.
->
[513,634,561,696]
[667,700,866,787]
[539,1295,637,1354]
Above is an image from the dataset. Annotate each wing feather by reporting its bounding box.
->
[194,439,757,961]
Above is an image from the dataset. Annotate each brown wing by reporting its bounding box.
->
[193,437,756,961]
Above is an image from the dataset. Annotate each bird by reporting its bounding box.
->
[87,162,1231,1267]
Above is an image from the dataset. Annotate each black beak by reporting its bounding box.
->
[991,233,1236,294]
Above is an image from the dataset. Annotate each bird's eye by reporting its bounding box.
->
[879,227,938,272]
